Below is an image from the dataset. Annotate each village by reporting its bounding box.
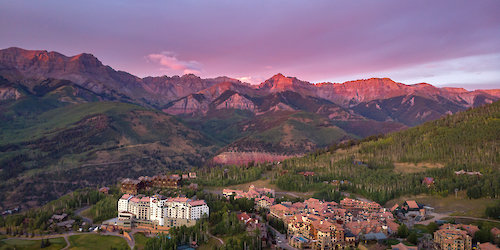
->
[102,172,500,249]
[1,171,499,250]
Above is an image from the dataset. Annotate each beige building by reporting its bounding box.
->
[434,227,472,250]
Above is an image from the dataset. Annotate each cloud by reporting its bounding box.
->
[236,76,266,85]
[146,52,202,75]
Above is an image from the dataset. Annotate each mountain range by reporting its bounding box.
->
[0,47,499,209]
[1,47,499,155]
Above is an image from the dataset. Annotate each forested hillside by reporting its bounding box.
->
[269,101,500,203]
[0,81,217,210]
[358,100,499,166]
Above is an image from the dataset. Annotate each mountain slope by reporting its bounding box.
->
[222,111,353,154]
[272,100,500,203]
[1,47,499,163]
[357,100,500,166]
[0,82,217,210]
[0,47,244,107]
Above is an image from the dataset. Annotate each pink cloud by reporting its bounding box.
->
[146,52,201,75]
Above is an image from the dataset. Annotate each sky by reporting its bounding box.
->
[1,0,499,90]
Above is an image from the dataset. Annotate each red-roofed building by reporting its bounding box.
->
[491,227,500,243]
[478,242,500,250]
[434,227,472,250]
[340,198,381,213]
[298,171,315,177]
[422,177,435,187]
[99,187,110,194]
[390,204,399,213]
[386,220,400,235]
[237,212,251,223]
[255,196,275,209]
[270,204,296,220]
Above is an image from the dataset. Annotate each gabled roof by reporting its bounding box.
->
[405,200,419,209]
[237,212,251,222]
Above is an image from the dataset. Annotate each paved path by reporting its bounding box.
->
[268,225,294,250]
[417,212,500,225]
[417,212,449,225]
[451,216,500,223]
[62,235,70,250]
[75,206,93,226]
[208,232,224,245]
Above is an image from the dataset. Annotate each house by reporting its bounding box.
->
[51,213,68,221]
[478,242,500,250]
[422,177,434,187]
[237,212,252,223]
[152,175,180,189]
[255,196,275,209]
[99,187,110,194]
[121,178,142,194]
[269,203,295,220]
[56,219,75,229]
[188,172,197,179]
[491,227,500,243]
[386,220,400,235]
[298,171,315,177]
[402,200,423,217]
[403,200,420,211]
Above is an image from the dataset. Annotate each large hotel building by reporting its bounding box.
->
[118,194,209,227]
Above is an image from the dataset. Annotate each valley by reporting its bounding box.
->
[0,47,499,250]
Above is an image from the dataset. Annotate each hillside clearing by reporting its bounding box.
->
[385,192,499,218]
[393,162,445,173]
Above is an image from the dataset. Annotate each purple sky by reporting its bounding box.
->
[1,0,500,89]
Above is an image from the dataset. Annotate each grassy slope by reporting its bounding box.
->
[0,84,217,209]
[0,238,66,250]
[385,192,498,217]
[133,232,149,250]
[68,234,128,250]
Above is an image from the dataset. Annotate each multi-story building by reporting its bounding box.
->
[189,200,210,220]
[128,197,140,216]
[165,197,190,219]
[340,198,381,213]
[223,185,275,200]
[150,195,166,226]
[120,179,142,194]
[118,194,132,212]
[117,194,209,227]
[152,175,180,189]
[137,197,151,221]
[434,227,472,250]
